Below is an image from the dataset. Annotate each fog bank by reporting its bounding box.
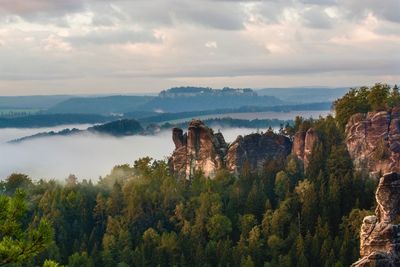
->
[0,127,261,181]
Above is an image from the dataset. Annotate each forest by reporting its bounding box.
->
[1,83,399,267]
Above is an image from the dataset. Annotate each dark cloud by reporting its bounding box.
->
[0,0,247,30]
[341,0,400,24]
[174,1,245,30]
[0,0,84,17]
[302,7,332,29]
[300,0,337,5]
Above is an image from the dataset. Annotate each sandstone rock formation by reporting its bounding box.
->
[169,120,291,179]
[169,120,227,179]
[346,108,400,177]
[226,132,292,174]
[292,128,319,169]
[352,172,400,267]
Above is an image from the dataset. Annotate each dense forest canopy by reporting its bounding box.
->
[2,84,398,266]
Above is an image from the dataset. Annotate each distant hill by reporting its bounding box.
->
[88,119,144,136]
[9,119,144,143]
[4,87,344,116]
[47,95,154,115]
[257,87,349,104]
[0,95,72,109]
[140,87,283,112]
[46,87,284,114]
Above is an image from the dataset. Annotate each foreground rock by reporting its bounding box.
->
[352,172,400,267]
[169,120,291,179]
[346,108,400,177]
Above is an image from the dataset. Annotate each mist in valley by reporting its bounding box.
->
[0,126,262,181]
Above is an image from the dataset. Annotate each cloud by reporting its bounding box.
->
[339,0,400,24]
[0,0,84,18]
[205,41,218,49]
[0,0,399,94]
[302,7,333,29]
[67,29,162,46]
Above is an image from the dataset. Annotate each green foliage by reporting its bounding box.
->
[367,83,390,111]
[42,259,63,267]
[0,190,53,266]
[1,173,32,195]
[333,83,398,130]
[206,214,232,240]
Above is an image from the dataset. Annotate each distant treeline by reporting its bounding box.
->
[0,114,111,128]
[138,102,331,124]
[160,118,292,130]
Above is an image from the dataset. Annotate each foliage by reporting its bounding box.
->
[0,190,53,266]
[333,83,398,130]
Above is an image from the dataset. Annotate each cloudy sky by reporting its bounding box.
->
[0,0,399,95]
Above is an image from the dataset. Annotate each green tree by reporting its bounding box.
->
[68,252,94,267]
[388,84,400,108]
[2,173,32,194]
[367,83,390,111]
[0,190,53,266]
[206,214,232,240]
[333,86,370,130]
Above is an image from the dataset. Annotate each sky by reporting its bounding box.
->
[0,0,399,95]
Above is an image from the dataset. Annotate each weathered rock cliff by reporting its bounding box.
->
[169,120,291,179]
[346,108,400,177]
[169,120,227,179]
[292,128,319,169]
[226,132,292,174]
[352,172,400,267]
[349,109,400,266]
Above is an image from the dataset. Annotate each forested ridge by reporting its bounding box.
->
[1,84,398,267]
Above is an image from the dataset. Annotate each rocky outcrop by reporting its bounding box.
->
[226,132,292,174]
[346,108,400,177]
[352,172,400,267]
[169,120,291,179]
[346,109,400,266]
[292,128,319,169]
[169,120,227,179]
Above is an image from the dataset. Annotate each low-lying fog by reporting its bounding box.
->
[0,126,263,181]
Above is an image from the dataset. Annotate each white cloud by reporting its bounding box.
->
[205,41,218,49]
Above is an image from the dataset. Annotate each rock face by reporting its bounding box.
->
[352,172,400,267]
[346,108,400,177]
[292,128,319,169]
[226,132,292,174]
[169,120,291,179]
[348,110,400,266]
[169,120,227,179]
